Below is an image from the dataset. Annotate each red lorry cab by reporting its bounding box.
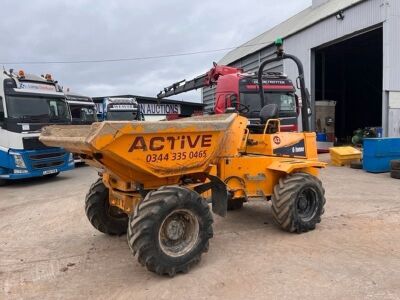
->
[214,73,299,132]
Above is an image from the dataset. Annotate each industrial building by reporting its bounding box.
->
[204,0,400,139]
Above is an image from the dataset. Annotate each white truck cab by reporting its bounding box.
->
[93,97,144,121]
[65,92,97,125]
[0,70,74,185]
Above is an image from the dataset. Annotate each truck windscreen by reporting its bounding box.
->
[240,92,296,115]
[70,105,97,124]
[106,111,137,121]
[6,96,70,123]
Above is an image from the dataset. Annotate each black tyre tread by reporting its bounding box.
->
[85,178,128,235]
[227,199,244,211]
[128,186,213,276]
[390,160,400,170]
[390,169,400,179]
[271,172,326,233]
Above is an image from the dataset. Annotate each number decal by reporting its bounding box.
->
[146,151,207,162]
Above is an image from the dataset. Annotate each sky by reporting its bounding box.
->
[0,0,311,102]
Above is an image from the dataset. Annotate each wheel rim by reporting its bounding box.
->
[296,187,318,222]
[158,209,200,257]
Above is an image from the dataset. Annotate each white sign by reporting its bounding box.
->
[22,124,30,131]
[110,104,137,110]
[139,103,181,115]
[19,82,56,92]
[389,92,400,109]
[43,169,58,175]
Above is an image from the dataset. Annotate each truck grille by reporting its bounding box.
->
[28,151,67,170]
[29,152,65,160]
[31,160,65,170]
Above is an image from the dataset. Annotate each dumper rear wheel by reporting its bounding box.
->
[272,172,325,233]
[85,178,128,235]
[128,186,213,276]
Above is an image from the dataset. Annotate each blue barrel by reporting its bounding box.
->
[363,138,400,173]
[316,133,327,142]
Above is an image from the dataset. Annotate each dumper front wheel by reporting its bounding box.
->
[128,186,213,276]
[85,178,128,235]
[272,172,325,233]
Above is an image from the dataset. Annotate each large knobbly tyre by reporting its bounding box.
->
[128,186,213,276]
[85,178,128,235]
[272,172,326,233]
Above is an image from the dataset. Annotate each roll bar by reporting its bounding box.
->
[257,39,311,132]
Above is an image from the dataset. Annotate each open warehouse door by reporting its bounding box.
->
[314,27,383,143]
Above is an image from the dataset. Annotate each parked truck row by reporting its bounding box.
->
[0,70,145,185]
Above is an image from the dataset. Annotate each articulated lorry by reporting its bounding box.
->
[0,70,74,185]
[93,96,143,121]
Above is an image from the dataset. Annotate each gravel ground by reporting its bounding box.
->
[1,157,400,299]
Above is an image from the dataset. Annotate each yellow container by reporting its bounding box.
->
[329,146,361,166]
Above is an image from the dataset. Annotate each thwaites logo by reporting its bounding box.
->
[274,139,306,157]
[273,136,281,145]
[128,134,212,152]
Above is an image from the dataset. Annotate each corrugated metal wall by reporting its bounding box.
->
[284,0,386,92]
[283,0,400,135]
[202,45,283,111]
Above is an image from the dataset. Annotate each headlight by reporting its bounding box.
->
[13,154,26,168]
[68,153,74,162]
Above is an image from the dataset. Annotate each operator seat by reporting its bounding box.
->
[247,104,279,134]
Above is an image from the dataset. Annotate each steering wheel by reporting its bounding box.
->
[231,102,250,114]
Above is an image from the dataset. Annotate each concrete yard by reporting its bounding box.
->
[1,158,400,299]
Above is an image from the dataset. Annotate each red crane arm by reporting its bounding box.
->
[157,63,242,99]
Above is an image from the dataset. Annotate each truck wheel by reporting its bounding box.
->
[0,179,7,186]
[128,186,213,276]
[85,178,128,235]
[227,199,244,211]
[271,172,325,233]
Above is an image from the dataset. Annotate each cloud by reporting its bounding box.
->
[0,0,311,102]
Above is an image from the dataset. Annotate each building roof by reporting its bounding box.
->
[219,0,363,65]
[92,95,205,107]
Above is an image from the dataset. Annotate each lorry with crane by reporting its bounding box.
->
[158,43,301,132]
[0,70,74,185]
